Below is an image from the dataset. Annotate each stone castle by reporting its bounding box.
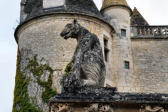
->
[13,0,168,112]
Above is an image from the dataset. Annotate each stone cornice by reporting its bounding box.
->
[49,86,168,104]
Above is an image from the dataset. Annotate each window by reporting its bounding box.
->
[104,38,108,47]
[43,0,65,8]
[104,49,109,62]
[121,29,126,38]
[124,61,130,69]
[104,38,109,62]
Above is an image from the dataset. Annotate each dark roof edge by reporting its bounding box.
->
[14,12,115,43]
[100,5,133,16]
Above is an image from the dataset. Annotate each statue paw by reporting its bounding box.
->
[82,79,97,86]
[62,74,82,88]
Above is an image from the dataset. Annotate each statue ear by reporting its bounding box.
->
[73,19,78,25]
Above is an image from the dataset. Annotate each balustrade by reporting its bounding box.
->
[132,26,168,38]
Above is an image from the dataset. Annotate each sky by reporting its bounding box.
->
[0,0,168,112]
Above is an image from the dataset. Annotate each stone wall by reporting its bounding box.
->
[132,39,168,93]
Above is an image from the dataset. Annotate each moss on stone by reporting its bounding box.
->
[13,51,42,112]
[39,74,57,103]
[26,55,42,77]
[13,52,57,112]
[26,55,57,103]
[65,61,73,76]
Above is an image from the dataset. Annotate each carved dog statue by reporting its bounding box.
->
[60,20,106,87]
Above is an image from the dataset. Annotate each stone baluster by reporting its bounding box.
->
[132,26,168,38]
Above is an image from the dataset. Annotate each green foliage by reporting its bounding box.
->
[13,53,57,112]
[65,61,73,75]
[38,75,57,103]
[42,88,57,103]
[26,55,57,103]
[13,52,42,112]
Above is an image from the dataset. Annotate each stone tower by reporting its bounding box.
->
[13,0,114,111]
[101,0,134,92]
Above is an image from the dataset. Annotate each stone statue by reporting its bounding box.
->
[60,19,106,87]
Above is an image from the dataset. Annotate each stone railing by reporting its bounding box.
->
[132,26,168,39]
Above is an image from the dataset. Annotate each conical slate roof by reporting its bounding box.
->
[44,0,103,18]
[64,0,103,18]
[101,0,132,13]
[131,7,149,26]
[17,0,115,42]
[24,0,104,21]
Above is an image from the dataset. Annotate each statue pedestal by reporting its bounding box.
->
[49,87,168,112]
[49,87,116,112]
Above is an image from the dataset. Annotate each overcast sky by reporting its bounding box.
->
[0,0,168,111]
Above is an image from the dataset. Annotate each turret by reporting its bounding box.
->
[101,0,134,92]
[101,0,132,32]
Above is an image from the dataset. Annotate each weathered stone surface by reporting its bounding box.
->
[131,39,168,93]
[21,49,49,111]
[13,48,57,112]
[140,105,166,112]
[60,20,106,87]
[50,103,168,112]
[50,87,168,104]
[49,86,168,112]
[50,103,114,112]
[61,86,117,96]
[28,81,49,111]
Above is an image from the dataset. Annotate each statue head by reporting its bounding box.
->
[60,19,80,39]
